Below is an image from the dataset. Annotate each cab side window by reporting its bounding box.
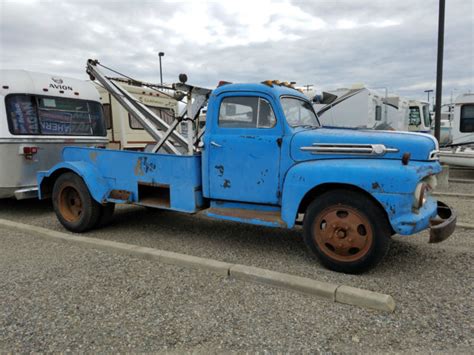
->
[219,96,276,129]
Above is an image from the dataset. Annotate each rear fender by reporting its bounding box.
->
[37,161,110,203]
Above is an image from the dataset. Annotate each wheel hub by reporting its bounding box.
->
[313,205,374,262]
[58,184,83,223]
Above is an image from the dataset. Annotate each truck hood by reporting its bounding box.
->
[290,128,438,162]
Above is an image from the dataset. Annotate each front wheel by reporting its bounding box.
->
[52,172,101,233]
[303,190,391,274]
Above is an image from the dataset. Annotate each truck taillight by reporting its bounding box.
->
[23,146,38,160]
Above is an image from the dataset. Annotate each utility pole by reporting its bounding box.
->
[434,0,445,141]
[158,52,165,85]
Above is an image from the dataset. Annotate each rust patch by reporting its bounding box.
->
[402,152,411,165]
[371,182,383,192]
[223,179,231,188]
[135,157,156,176]
[89,151,98,163]
[215,165,224,177]
[109,189,131,201]
[134,159,144,176]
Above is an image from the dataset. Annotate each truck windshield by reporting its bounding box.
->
[281,97,319,128]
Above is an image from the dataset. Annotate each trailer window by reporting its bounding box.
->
[37,97,105,136]
[103,103,112,130]
[219,96,276,129]
[5,95,106,136]
[129,107,175,130]
[422,105,431,127]
[460,104,474,132]
[409,107,421,126]
[375,105,382,121]
[5,95,40,134]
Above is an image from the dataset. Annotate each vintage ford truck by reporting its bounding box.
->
[37,66,456,273]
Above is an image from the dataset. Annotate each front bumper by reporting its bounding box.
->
[429,201,456,243]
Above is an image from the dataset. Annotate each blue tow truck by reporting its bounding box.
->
[37,60,456,273]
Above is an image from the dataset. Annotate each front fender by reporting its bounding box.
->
[37,161,110,203]
[281,158,441,229]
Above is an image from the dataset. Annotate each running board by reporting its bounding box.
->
[204,207,286,228]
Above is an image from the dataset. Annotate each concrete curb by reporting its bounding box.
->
[0,218,395,312]
[433,192,474,199]
[335,285,396,312]
[229,264,338,301]
[448,178,474,184]
[457,222,474,230]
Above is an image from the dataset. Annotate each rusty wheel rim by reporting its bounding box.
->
[313,205,373,262]
[58,184,83,223]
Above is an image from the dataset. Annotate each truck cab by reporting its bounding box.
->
[38,76,456,274]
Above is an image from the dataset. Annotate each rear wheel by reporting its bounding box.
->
[303,189,391,274]
[52,172,101,233]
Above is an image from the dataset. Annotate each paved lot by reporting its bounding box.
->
[0,184,473,352]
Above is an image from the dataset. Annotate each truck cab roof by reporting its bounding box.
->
[212,83,308,102]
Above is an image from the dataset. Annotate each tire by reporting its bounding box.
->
[52,172,101,233]
[95,203,115,228]
[303,189,391,274]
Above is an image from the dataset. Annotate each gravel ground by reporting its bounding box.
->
[0,182,473,352]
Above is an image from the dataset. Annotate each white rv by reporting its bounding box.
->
[96,79,179,150]
[439,93,474,167]
[449,93,474,145]
[314,86,393,130]
[0,70,108,199]
[408,100,431,133]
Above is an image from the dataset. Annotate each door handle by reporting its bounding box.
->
[210,141,222,148]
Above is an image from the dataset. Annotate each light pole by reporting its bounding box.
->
[158,52,165,85]
[424,89,433,105]
[434,0,446,141]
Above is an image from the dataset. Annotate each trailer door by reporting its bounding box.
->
[207,94,282,205]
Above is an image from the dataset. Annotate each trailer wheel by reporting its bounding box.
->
[303,190,391,274]
[96,203,115,228]
[52,172,101,233]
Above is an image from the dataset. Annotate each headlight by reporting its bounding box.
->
[413,182,427,209]
[413,175,437,209]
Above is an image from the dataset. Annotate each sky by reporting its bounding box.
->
[0,0,473,103]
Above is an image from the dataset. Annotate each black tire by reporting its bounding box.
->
[52,172,101,233]
[303,189,391,274]
[95,203,115,228]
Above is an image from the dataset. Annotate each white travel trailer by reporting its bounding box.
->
[0,70,108,199]
[314,86,394,130]
[449,93,474,145]
[382,95,410,131]
[439,93,474,167]
[96,79,179,150]
[408,100,431,133]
